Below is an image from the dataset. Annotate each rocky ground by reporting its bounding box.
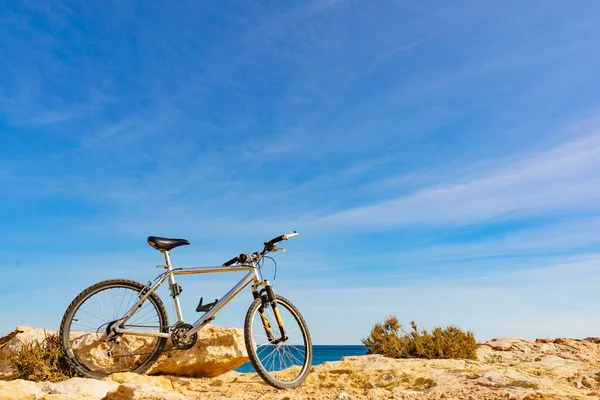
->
[1,328,600,399]
[0,326,249,380]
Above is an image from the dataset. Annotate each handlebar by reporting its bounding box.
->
[222,232,298,266]
[266,231,299,245]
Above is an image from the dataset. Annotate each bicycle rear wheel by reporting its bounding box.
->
[244,294,312,389]
[59,279,169,378]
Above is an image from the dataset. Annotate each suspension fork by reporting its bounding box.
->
[265,285,287,340]
[253,281,287,343]
[257,303,275,342]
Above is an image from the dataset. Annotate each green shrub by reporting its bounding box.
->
[361,315,477,360]
[9,332,76,382]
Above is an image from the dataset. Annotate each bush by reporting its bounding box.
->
[361,315,478,360]
[9,332,76,382]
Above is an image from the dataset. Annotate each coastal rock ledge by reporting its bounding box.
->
[0,325,248,379]
[1,331,600,399]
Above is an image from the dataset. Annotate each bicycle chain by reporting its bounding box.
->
[107,323,194,359]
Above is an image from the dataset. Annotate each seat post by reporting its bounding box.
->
[162,250,184,322]
[162,250,173,271]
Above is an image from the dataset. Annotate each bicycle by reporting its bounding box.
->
[59,232,312,389]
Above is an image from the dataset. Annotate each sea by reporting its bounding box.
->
[236,345,369,373]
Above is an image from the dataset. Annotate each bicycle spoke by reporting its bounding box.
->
[77,308,109,324]
[65,283,165,376]
[116,288,127,320]
[284,345,303,365]
[257,345,274,356]
[111,289,116,319]
[282,347,295,368]
[248,295,311,386]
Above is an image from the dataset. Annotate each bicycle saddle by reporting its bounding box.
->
[147,236,190,251]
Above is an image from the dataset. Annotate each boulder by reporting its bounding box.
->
[0,325,248,379]
[42,377,119,399]
[0,327,48,378]
[104,372,173,390]
[102,383,186,400]
[483,337,526,351]
[65,330,159,376]
[0,379,44,399]
[147,324,249,377]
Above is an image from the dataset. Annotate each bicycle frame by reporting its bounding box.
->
[113,249,265,339]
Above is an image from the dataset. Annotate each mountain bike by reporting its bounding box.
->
[59,232,312,389]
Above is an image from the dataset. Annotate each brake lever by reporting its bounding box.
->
[272,246,286,252]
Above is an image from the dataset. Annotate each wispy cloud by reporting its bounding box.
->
[247,0,345,39]
[318,131,600,228]
[419,218,600,262]
[382,41,420,56]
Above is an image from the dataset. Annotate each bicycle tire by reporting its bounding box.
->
[244,294,312,389]
[59,279,169,379]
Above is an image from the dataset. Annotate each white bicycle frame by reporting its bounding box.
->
[113,249,266,339]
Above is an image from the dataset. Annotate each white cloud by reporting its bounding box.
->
[318,131,600,228]
[373,217,600,265]
[383,41,419,56]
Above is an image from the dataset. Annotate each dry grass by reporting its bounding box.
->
[9,332,76,382]
[361,315,478,360]
[485,353,504,363]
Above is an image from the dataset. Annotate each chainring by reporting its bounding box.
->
[171,323,198,350]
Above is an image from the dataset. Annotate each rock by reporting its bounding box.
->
[582,376,597,389]
[482,371,504,385]
[147,324,249,377]
[105,372,173,391]
[0,389,34,400]
[536,355,566,369]
[44,377,119,399]
[0,330,22,350]
[2,333,600,399]
[483,338,526,352]
[0,379,44,399]
[0,327,49,377]
[223,386,247,397]
[102,383,186,400]
[65,331,161,375]
[0,325,248,378]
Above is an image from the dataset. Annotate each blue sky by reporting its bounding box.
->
[1,0,600,344]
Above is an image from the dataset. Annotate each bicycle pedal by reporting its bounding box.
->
[196,297,219,312]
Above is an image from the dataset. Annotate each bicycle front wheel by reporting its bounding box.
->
[244,294,312,389]
[59,279,169,379]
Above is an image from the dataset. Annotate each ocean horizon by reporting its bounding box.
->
[236,345,369,373]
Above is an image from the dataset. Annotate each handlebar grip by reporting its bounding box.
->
[267,231,298,245]
[222,256,240,267]
[268,234,287,244]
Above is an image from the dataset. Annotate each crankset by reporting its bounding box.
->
[170,322,198,350]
